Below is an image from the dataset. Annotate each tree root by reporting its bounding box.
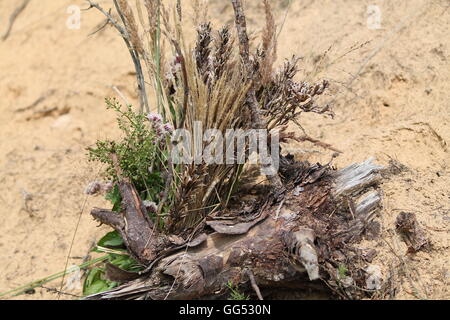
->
[86,157,385,300]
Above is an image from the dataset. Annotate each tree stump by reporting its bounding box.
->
[86,157,384,300]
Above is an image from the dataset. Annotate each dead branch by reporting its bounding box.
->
[86,1,150,113]
[246,269,264,300]
[15,89,56,113]
[395,212,429,253]
[2,0,31,41]
[91,154,168,264]
[280,129,343,154]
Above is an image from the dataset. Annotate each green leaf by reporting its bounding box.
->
[97,231,124,248]
[338,264,348,279]
[83,279,110,296]
[83,268,109,296]
[109,253,141,272]
[105,185,122,212]
[167,98,178,127]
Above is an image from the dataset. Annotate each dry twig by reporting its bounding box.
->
[86,1,150,113]
[2,0,31,41]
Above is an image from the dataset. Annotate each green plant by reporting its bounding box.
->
[83,267,117,296]
[87,98,172,213]
[82,231,143,296]
[338,264,348,279]
[226,281,250,300]
[0,230,141,298]
[78,0,335,299]
[0,255,110,298]
[81,99,176,296]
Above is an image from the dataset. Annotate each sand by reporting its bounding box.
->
[0,0,448,300]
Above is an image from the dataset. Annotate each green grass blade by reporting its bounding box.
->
[0,255,110,298]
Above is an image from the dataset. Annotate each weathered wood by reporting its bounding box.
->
[396,212,429,252]
[91,154,170,264]
[333,157,382,197]
[86,158,384,300]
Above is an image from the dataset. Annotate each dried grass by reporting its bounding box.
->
[88,0,333,234]
[260,0,277,85]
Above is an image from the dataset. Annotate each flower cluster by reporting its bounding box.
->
[85,181,114,196]
[146,113,173,140]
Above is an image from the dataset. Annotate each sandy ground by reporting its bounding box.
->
[0,0,448,300]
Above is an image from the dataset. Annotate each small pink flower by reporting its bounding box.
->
[85,181,101,195]
[163,123,173,134]
[174,54,182,65]
[146,113,162,123]
[102,181,114,193]
[154,124,164,135]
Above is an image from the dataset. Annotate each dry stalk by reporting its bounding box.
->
[231,0,284,193]
[86,0,334,233]
[87,1,150,113]
[280,129,343,154]
[260,0,277,85]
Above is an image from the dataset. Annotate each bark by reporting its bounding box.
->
[86,158,385,300]
[91,154,171,264]
[395,212,429,252]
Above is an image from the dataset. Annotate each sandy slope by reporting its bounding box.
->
[0,0,448,299]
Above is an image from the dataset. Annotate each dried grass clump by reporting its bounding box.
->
[258,56,331,130]
[88,0,333,234]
